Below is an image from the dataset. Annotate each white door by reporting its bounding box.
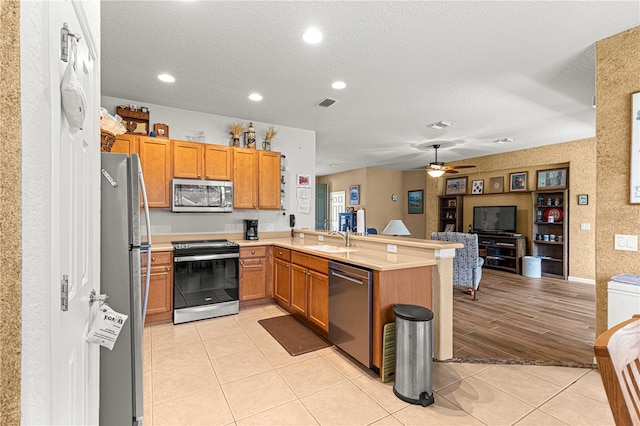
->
[330,191,346,232]
[50,2,101,424]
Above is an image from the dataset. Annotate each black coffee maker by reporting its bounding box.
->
[245,219,259,240]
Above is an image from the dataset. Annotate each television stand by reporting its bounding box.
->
[477,234,527,275]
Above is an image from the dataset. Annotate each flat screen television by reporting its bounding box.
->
[473,205,517,234]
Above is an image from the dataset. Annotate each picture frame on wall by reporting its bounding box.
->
[631,92,640,203]
[445,177,468,195]
[471,179,484,194]
[509,172,528,192]
[536,168,568,190]
[490,176,504,193]
[349,185,360,205]
[408,190,423,214]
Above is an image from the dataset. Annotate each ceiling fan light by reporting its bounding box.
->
[427,169,445,178]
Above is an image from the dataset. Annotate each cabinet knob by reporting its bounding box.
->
[253,203,256,208]
[285,264,289,268]
[151,256,156,261]
[165,266,170,271]
[279,251,283,255]
[251,250,255,254]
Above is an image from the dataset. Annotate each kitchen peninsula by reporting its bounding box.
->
[150,230,461,372]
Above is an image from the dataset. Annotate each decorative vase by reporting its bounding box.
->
[262,139,272,151]
[245,122,256,148]
[231,137,240,147]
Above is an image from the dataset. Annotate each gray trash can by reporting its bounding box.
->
[393,304,435,407]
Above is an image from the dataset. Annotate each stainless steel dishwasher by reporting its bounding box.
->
[328,261,372,367]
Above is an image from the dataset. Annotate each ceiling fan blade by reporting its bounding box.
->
[448,164,476,170]
[444,169,459,174]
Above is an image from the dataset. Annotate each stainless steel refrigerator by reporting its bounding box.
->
[100,153,151,425]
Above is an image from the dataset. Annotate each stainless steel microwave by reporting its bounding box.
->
[172,178,233,212]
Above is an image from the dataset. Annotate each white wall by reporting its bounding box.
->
[102,96,316,235]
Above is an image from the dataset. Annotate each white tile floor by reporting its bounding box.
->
[144,304,614,426]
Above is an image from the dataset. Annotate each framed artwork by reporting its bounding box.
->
[408,190,424,214]
[349,185,360,205]
[297,174,311,187]
[153,123,169,138]
[510,172,528,192]
[444,224,455,232]
[536,168,568,190]
[578,194,589,205]
[490,176,504,193]
[471,179,484,195]
[631,92,640,203]
[445,177,468,195]
[448,199,457,207]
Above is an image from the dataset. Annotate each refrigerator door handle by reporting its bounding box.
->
[138,156,152,247]
[130,248,145,423]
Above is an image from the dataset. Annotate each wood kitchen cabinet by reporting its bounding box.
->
[110,133,138,156]
[173,140,234,181]
[141,250,173,325]
[289,251,329,334]
[233,148,281,209]
[138,137,172,208]
[239,246,273,301]
[173,140,203,179]
[273,248,291,307]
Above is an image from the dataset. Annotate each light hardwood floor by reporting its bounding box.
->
[453,269,596,366]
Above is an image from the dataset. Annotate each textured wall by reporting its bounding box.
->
[0,1,21,424]
[426,138,597,281]
[595,26,640,335]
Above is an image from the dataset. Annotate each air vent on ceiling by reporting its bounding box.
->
[318,98,338,107]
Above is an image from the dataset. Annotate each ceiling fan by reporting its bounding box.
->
[424,144,475,177]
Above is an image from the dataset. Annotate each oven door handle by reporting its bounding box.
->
[174,253,240,262]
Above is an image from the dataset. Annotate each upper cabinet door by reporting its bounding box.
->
[233,148,258,209]
[204,144,233,181]
[258,151,281,209]
[139,137,172,208]
[173,140,203,179]
[110,134,138,156]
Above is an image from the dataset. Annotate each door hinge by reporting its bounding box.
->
[61,274,69,311]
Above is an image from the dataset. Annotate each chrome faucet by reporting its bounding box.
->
[331,228,351,247]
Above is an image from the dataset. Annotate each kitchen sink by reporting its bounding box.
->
[304,245,358,253]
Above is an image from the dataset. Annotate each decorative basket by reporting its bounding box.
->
[100,130,116,152]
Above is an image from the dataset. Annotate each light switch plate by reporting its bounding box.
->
[580,223,590,231]
[387,244,397,253]
[614,234,638,251]
[299,233,304,239]
[318,235,324,242]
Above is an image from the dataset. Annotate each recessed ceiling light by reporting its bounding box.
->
[494,138,514,144]
[427,120,453,130]
[248,93,263,101]
[331,81,346,90]
[157,73,175,83]
[330,163,340,167]
[303,27,323,44]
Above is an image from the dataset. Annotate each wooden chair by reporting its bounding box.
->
[593,314,640,425]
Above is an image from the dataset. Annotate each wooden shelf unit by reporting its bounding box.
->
[477,234,527,274]
[438,195,464,232]
[532,190,568,278]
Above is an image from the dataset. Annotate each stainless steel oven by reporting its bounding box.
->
[172,239,239,324]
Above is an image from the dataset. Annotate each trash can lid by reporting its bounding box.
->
[394,304,434,322]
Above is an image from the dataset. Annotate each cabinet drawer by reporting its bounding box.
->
[291,251,329,274]
[274,247,291,261]
[141,250,172,267]
[240,246,267,258]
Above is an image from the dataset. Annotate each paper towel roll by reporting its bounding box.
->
[357,209,365,235]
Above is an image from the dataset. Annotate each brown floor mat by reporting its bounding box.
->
[258,315,332,356]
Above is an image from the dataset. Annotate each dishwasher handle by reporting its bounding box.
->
[330,269,365,285]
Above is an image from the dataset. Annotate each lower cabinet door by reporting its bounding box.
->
[290,264,308,317]
[240,258,267,300]
[308,270,329,332]
[143,265,172,317]
[274,258,291,306]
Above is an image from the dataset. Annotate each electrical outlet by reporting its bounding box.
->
[299,233,304,239]
[387,244,397,253]
[318,235,324,242]
[580,223,590,231]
